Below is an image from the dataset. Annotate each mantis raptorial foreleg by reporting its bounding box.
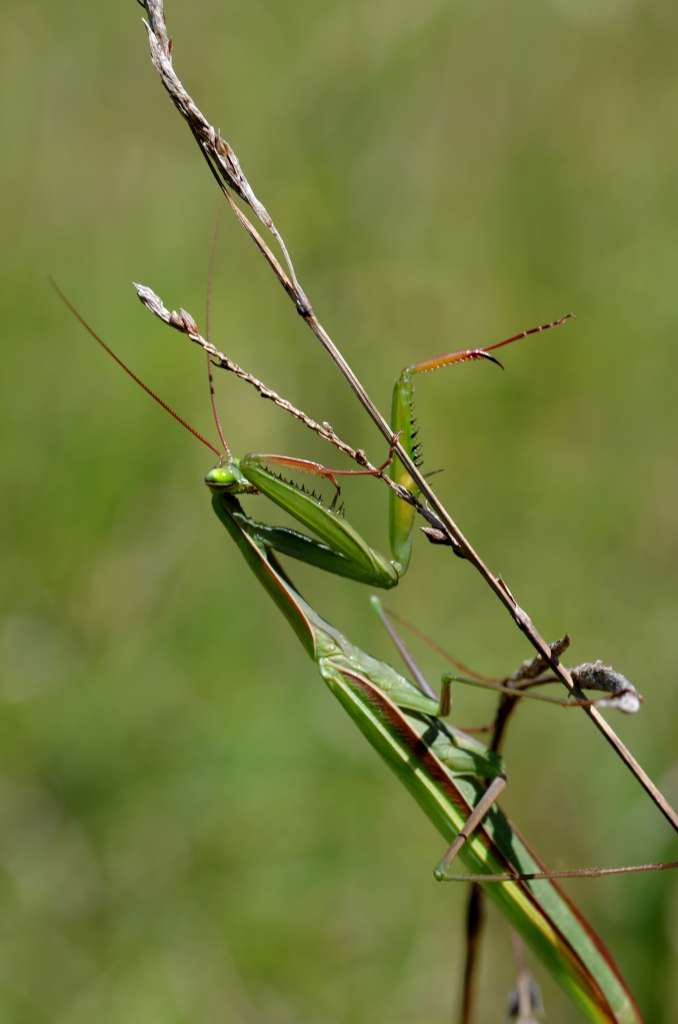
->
[238,315,574,580]
[135,280,574,587]
[248,435,399,508]
[389,314,574,571]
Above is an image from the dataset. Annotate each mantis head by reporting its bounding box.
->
[205,459,253,494]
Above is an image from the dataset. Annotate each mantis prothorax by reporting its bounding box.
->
[57,279,678,1021]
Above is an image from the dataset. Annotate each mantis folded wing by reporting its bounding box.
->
[210,484,642,1024]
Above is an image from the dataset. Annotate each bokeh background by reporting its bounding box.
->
[2,1,677,1021]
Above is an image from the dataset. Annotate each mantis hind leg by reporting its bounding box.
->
[434,775,508,881]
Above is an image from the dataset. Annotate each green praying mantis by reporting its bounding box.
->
[57,280,658,1023]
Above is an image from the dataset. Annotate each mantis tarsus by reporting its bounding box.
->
[57,281,673,1023]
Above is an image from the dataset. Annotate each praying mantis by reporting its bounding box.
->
[56,279,659,1023]
[119,5,678,1018]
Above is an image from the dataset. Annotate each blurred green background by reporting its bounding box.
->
[2,1,677,1021]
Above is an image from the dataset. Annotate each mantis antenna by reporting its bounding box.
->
[50,277,222,460]
[204,216,230,460]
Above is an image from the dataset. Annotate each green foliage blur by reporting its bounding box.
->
[2,2,677,1021]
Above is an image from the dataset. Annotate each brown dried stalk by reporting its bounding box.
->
[137,0,677,832]
[134,283,377,469]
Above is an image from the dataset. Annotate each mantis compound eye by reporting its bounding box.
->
[205,460,248,491]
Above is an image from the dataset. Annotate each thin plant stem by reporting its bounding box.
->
[461,885,485,1024]
[205,216,230,459]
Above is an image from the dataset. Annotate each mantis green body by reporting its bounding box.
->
[208,476,641,1024]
